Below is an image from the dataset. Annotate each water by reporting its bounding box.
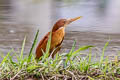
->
[0,0,120,61]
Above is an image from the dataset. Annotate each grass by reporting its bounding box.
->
[0,30,120,80]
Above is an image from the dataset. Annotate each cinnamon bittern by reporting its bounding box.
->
[36,16,82,59]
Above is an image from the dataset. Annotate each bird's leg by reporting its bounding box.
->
[51,46,61,58]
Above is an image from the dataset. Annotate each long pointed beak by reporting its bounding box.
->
[66,16,82,24]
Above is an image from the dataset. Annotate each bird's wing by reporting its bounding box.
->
[38,32,50,47]
[36,32,50,59]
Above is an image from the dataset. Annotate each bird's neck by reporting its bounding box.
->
[52,24,60,32]
[53,27,65,37]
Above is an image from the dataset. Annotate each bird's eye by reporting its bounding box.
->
[63,20,66,23]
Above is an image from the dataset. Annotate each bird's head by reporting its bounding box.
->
[52,16,82,32]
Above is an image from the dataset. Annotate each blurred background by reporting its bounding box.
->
[0,0,120,60]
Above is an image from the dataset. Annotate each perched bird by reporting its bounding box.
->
[36,16,82,59]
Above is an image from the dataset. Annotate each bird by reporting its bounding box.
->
[35,16,82,59]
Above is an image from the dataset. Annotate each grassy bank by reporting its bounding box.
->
[0,30,120,80]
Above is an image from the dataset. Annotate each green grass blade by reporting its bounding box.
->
[8,53,16,66]
[72,45,94,57]
[20,36,26,61]
[68,40,76,56]
[88,48,92,63]
[100,40,109,67]
[28,30,39,62]
[65,45,93,67]
[27,65,39,71]
[0,50,12,67]
[65,41,76,66]
[45,32,52,54]
[87,76,94,80]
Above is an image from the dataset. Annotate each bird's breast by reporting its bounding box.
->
[51,27,65,47]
